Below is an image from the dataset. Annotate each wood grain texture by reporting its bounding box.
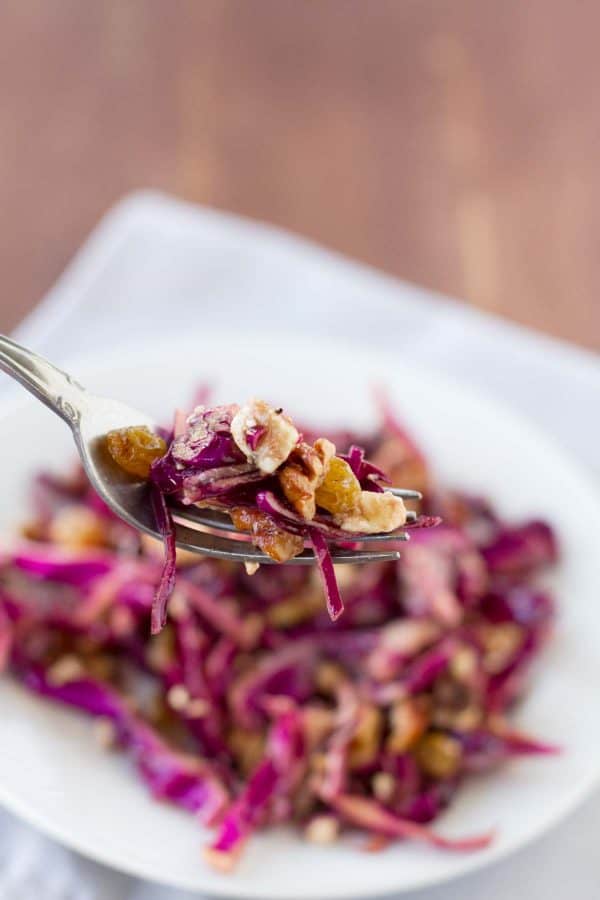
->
[0,0,598,349]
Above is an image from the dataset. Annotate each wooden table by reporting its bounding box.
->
[1,0,599,350]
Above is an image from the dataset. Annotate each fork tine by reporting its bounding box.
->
[172,506,412,542]
[385,487,422,500]
[172,521,400,565]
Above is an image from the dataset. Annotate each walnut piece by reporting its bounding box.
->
[48,506,106,549]
[348,704,384,769]
[335,489,406,534]
[230,506,304,561]
[231,399,299,474]
[305,814,339,844]
[278,438,335,519]
[386,698,429,753]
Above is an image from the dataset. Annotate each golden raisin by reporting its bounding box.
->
[414,731,462,779]
[315,457,361,516]
[106,426,167,478]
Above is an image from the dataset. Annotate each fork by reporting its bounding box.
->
[0,334,420,566]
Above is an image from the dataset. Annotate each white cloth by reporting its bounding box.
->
[1,191,599,899]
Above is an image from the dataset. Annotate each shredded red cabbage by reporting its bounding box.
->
[0,393,559,871]
[149,483,177,635]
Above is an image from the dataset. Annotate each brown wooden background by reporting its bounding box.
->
[1,0,599,350]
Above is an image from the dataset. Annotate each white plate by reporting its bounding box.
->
[1,331,600,900]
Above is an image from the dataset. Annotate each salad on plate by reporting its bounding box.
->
[0,393,558,871]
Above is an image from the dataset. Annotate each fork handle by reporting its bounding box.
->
[0,334,87,428]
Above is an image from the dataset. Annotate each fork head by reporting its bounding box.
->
[0,334,406,566]
[72,398,404,565]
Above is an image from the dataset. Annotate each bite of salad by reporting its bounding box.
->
[106,399,436,633]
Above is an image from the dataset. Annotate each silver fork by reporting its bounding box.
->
[0,334,420,566]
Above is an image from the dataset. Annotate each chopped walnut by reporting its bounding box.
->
[430,675,481,730]
[266,587,323,627]
[46,654,86,686]
[372,771,397,803]
[92,716,117,750]
[336,490,406,534]
[145,624,176,672]
[348,704,384,769]
[386,697,429,753]
[231,399,299,474]
[305,814,339,844]
[278,438,335,519]
[48,506,106,549]
[303,705,336,749]
[187,698,210,718]
[315,660,346,694]
[480,622,524,674]
[229,726,266,776]
[167,683,190,711]
[230,506,304,561]
[203,847,237,873]
[449,645,478,681]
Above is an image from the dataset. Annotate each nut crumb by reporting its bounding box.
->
[279,438,335,519]
[305,814,339,844]
[167,684,190,710]
[336,490,406,534]
[47,655,85,686]
[93,716,117,750]
[372,771,396,803]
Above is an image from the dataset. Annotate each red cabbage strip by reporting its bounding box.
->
[319,682,359,799]
[228,642,316,729]
[308,529,344,621]
[205,637,238,699]
[246,425,267,451]
[341,444,390,488]
[180,466,264,503]
[171,615,229,756]
[13,546,113,586]
[175,614,210,698]
[150,484,177,635]
[458,728,559,771]
[20,666,228,824]
[183,581,256,648]
[0,602,12,671]
[403,639,456,693]
[405,516,442,530]
[326,793,493,851]
[206,759,278,871]
[481,521,558,575]
[206,706,305,870]
[74,561,157,626]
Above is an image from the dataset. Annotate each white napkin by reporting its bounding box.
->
[2,191,599,900]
